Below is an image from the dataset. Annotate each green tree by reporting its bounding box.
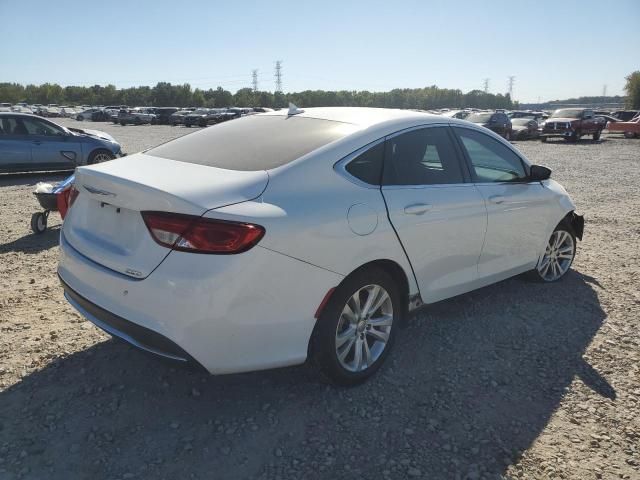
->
[624,71,640,109]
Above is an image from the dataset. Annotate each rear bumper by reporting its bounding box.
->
[57,230,343,374]
[60,274,203,367]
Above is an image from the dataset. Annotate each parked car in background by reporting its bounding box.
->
[117,108,156,126]
[611,110,639,122]
[441,110,471,119]
[184,108,212,127]
[0,103,12,112]
[152,107,179,124]
[606,116,640,138]
[510,118,540,140]
[60,106,78,117]
[76,108,100,121]
[541,108,605,142]
[0,113,123,172]
[465,111,513,139]
[57,107,583,384]
[169,108,194,125]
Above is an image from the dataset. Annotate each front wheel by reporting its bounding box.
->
[531,223,576,282]
[593,129,602,141]
[504,130,511,141]
[311,267,400,385]
[88,149,115,165]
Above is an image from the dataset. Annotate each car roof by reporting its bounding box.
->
[261,107,446,129]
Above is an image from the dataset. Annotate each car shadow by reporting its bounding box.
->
[0,269,608,479]
[0,225,61,253]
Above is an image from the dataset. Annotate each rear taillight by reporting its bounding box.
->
[141,211,265,254]
[68,186,80,208]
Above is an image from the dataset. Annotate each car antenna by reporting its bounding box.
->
[288,103,305,116]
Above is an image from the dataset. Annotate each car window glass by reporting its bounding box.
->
[21,118,64,136]
[345,141,384,185]
[2,118,22,135]
[383,127,464,186]
[454,127,527,183]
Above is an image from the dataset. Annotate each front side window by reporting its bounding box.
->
[383,127,464,186]
[454,127,527,183]
[21,118,65,136]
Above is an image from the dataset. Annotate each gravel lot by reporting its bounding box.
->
[0,119,638,480]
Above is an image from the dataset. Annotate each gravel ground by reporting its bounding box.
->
[0,119,638,480]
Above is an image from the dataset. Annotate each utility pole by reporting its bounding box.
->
[274,61,283,93]
[252,69,258,92]
[483,78,489,94]
[602,84,607,97]
[507,75,515,99]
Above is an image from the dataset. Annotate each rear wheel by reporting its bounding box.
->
[541,136,548,143]
[623,131,637,139]
[504,130,511,141]
[88,149,115,165]
[530,222,576,282]
[312,267,400,385]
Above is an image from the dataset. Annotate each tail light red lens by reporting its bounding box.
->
[141,211,265,254]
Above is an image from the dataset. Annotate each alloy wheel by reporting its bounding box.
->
[335,284,393,372]
[537,230,575,281]
[92,152,114,163]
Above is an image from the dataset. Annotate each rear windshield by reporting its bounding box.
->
[146,115,357,171]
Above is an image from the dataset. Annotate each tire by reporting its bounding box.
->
[541,137,548,143]
[504,130,511,141]
[134,117,142,125]
[529,221,576,283]
[572,130,581,142]
[76,115,83,121]
[31,212,47,234]
[623,131,637,139]
[88,149,115,165]
[120,120,126,126]
[311,267,401,385]
[593,129,602,141]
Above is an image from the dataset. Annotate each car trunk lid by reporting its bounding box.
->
[62,153,268,278]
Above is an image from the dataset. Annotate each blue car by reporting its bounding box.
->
[0,113,123,173]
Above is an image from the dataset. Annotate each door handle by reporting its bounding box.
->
[488,195,505,204]
[404,203,432,215]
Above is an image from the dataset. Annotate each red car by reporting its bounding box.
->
[606,116,640,138]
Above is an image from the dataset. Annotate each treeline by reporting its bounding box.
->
[0,82,516,110]
[545,95,626,105]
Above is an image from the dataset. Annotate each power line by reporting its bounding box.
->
[252,69,258,92]
[274,61,283,93]
[483,78,489,94]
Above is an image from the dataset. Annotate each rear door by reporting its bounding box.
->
[452,126,551,280]
[381,125,487,303]
[0,116,32,170]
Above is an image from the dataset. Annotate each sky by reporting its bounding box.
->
[1,0,638,103]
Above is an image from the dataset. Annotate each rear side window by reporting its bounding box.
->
[345,142,384,185]
[383,127,465,186]
[147,115,357,171]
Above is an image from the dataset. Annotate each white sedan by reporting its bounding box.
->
[57,107,584,385]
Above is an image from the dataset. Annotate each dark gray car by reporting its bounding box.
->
[0,113,123,172]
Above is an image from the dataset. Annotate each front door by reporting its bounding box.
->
[453,126,551,281]
[381,125,487,304]
[20,116,81,169]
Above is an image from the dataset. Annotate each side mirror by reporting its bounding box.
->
[530,165,551,181]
